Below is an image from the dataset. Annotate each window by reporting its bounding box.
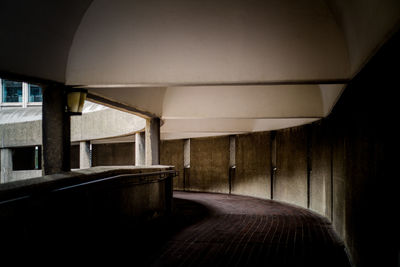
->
[2,79,22,103]
[28,84,42,102]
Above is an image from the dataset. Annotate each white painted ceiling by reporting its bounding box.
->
[1,0,399,139]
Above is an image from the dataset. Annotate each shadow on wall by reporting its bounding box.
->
[161,31,400,267]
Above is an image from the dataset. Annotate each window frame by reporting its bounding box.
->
[27,83,43,106]
[0,78,42,108]
[0,78,24,107]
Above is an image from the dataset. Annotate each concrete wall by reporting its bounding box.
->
[189,136,229,193]
[274,127,308,208]
[161,31,400,267]
[310,120,332,219]
[0,105,145,148]
[92,143,135,166]
[234,132,271,199]
[0,166,174,252]
[160,140,184,190]
[6,170,42,183]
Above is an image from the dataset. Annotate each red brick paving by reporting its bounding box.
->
[150,192,351,267]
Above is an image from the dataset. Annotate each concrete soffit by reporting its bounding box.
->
[61,0,400,139]
[1,0,398,140]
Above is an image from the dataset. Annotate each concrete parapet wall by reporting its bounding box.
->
[5,170,42,183]
[0,105,145,148]
[0,166,175,249]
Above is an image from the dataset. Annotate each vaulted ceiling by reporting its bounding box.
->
[1,0,399,139]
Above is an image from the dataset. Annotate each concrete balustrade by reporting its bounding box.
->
[0,166,175,248]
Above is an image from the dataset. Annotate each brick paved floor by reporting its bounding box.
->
[17,191,350,266]
[150,192,351,267]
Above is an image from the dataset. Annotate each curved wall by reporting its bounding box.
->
[0,103,145,148]
[161,31,400,267]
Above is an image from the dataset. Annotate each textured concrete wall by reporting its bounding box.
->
[8,170,42,183]
[274,127,308,208]
[190,136,229,193]
[92,143,135,166]
[0,120,42,147]
[310,120,332,219]
[0,106,145,148]
[158,32,400,267]
[0,166,174,252]
[160,140,184,190]
[234,132,271,199]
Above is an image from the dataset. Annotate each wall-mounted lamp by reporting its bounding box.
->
[66,89,87,116]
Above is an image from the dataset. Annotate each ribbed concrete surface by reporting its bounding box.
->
[151,192,351,267]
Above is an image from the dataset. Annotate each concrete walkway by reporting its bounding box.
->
[150,192,351,267]
[21,191,350,266]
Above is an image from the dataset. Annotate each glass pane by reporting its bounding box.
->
[2,79,22,102]
[28,84,42,102]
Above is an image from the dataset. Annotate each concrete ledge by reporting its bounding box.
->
[0,165,173,202]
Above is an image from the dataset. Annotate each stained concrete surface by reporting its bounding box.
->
[189,136,229,193]
[275,127,308,208]
[161,139,185,190]
[234,132,271,199]
[92,143,135,166]
[310,120,332,219]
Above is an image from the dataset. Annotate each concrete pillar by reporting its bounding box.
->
[79,141,91,169]
[42,85,70,175]
[145,118,160,165]
[184,139,190,168]
[135,132,145,166]
[229,135,236,194]
[229,135,236,167]
[0,148,13,183]
[183,139,191,191]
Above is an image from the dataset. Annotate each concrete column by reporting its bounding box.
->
[183,139,191,191]
[22,82,28,108]
[135,132,145,166]
[184,139,190,168]
[229,135,236,167]
[42,85,70,175]
[1,148,13,183]
[79,141,91,169]
[229,135,236,194]
[145,118,160,165]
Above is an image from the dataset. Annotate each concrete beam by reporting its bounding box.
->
[42,85,71,175]
[145,118,160,165]
[135,132,145,166]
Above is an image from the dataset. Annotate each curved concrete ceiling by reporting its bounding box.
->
[66,0,350,85]
[1,0,399,139]
[0,0,93,83]
[86,84,344,138]
[87,84,344,118]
